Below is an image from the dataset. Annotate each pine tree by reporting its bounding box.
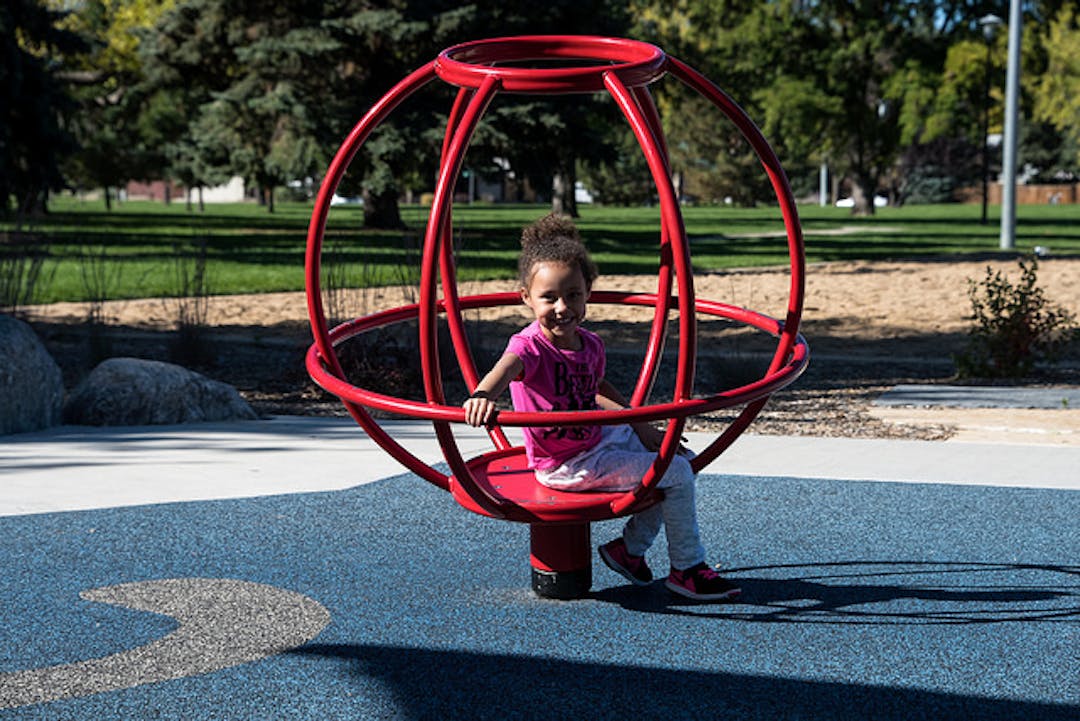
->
[0,0,84,216]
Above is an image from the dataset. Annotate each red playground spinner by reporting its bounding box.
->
[305,36,810,599]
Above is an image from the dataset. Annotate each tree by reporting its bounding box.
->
[1033,4,1080,167]
[135,0,634,224]
[0,0,84,216]
[138,87,232,210]
[579,125,654,206]
[631,0,977,214]
[139,0,349,214]
[137,0,480,223]
[630,0,775,205]
[55,0,175,209]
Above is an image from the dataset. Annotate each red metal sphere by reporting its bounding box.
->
[305,35,809,524]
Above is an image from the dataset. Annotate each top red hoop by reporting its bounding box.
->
[435,35,667,93]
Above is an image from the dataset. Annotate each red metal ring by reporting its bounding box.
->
[435,35,667,93]
[305,291,810,427]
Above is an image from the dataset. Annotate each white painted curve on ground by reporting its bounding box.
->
[0,578,331,709]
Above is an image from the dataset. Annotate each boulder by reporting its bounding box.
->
[0,315,65,434]
[63,357,257,426]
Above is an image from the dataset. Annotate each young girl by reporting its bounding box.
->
[462,214,740,602]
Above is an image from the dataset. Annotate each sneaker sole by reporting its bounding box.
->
[599,546,652,587]
[664,579,742,601]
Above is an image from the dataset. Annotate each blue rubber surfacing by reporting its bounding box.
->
[0,472,1076,720]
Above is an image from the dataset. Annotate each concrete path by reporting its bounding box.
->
[2,416,1078,516]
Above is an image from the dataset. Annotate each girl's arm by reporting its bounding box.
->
[462,352,523,426]
[596,378,630,409]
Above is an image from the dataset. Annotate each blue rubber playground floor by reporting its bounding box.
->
[0,419,1077,719]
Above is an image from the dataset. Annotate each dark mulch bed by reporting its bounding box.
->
[30,315,1006,442]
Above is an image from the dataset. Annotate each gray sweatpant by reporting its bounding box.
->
[535,424,706,570]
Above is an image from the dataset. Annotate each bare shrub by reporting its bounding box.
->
[0,230,52,316]
[167,239,214,367]
[77,242,123,362]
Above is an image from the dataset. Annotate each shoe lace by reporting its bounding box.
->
[696,564,721,580]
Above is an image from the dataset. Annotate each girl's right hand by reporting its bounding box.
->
[463,396,498,427]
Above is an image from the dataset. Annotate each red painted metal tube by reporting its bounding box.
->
[626,85,674,410]
[602,70,693,510]
[305,291,809,427]
[306,62,437,371]
[436,87,512,454]
[435,36,666,94]
[419,76,499,408]
[663,56,806,470]
[303,61,444,489]
[665,56,805,376]
[416,76,505,515]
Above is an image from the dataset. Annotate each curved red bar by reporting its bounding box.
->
[435,35,666,93]
[663,56,807,470]
[305,291,810,426]
[304,61,448,490]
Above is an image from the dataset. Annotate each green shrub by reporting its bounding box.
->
[955,255,1079,378]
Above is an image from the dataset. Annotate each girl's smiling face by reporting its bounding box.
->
[521,261,590,349]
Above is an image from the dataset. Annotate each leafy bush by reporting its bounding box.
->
[955,255,1079,378]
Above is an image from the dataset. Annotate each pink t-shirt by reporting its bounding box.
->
[506,321,605,471]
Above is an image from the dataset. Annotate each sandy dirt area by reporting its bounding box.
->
[28,255,1080,352]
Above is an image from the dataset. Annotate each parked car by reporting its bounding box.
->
[836,195,887,208]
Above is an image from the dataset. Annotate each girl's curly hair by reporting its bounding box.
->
[518,213,598,289]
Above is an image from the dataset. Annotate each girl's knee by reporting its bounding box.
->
[661,455,695,488]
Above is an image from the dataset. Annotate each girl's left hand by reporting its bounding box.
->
[463,396,498,427]
[632,423,666,452]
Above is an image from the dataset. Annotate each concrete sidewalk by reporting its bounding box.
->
[2,416,1076,517]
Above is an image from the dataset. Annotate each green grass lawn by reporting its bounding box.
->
[4,196,1079,304]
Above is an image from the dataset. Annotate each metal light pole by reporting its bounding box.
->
[819,162,829,207]
[1000,0,1022,250]
[979,15,1002,226]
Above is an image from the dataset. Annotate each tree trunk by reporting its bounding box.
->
[849,174,876,216]
[198,186,205,212]
[551,169,578,218]
[363,186,404,229]
[18,188,47,216]
[104,187,112,212]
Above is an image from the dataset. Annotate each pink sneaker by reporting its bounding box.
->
[599,538,653,586]
[665,563,741,601]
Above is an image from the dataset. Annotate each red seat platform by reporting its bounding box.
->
[449,447,661,524]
